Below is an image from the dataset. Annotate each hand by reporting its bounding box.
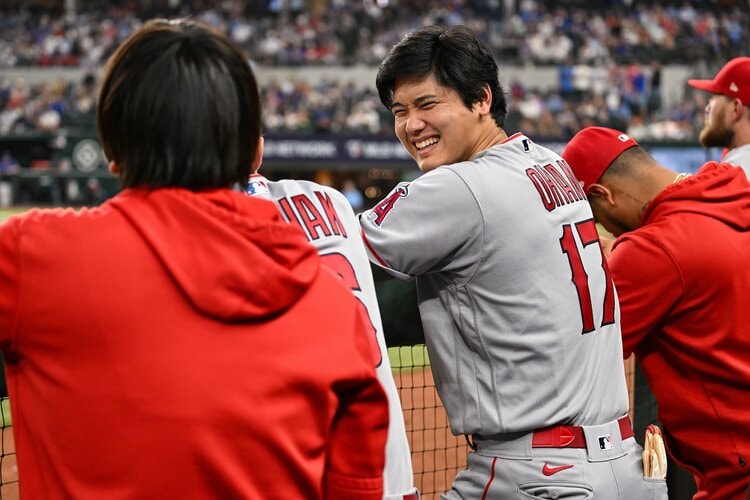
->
[642,424,667,479]
[598,233,615,258]
[595,223,615,257]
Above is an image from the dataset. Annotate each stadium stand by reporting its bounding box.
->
[0,1,744,497]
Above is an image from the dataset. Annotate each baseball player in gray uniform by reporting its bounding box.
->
[247,170,419,500]
[688,57,750,175]
[359,25,668,499]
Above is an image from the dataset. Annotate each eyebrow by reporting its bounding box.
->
[391,94,438,110]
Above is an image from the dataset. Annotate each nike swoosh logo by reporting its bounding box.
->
[542,463,574,476]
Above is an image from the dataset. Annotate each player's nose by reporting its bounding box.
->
[405,113,426,135]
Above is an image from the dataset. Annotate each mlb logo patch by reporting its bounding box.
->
[247,178,269,196]
[598,434,613,450]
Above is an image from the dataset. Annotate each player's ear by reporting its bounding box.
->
[731,98,747,121]
[107,161,119,175]
[588,183,615,205]
[474,84,492,115]
[250,136,264,174]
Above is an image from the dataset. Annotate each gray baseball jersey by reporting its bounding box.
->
[247,174,416,499]
[723,144,750,176]
[359,133,629,437]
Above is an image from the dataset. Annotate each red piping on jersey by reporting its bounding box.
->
[360,228,391,269]
[481,456,498,500]
[502,132,523,143]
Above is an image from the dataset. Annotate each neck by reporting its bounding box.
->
[625,164,677,218]
[471,127,508,158]
[648,165,681,197]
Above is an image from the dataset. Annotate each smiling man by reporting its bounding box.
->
[358,24,666,500]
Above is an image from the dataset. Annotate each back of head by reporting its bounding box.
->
[375,24,507,128]
[562,127,643,193]
[97,19,261,190]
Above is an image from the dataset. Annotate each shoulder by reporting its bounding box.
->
[269,179,349,202]
[610,225,677,268]
[723,145,750,171]
[2,206,97,231]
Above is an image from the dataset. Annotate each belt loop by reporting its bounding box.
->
[465,433,477,452]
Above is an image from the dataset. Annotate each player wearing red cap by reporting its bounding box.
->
[563,126,750,500]
[688,57,750,174]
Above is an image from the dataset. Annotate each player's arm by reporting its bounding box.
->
[358,168,483,279]
[0,217,21,349]
[608,233,683,357]
[324,307,388,499]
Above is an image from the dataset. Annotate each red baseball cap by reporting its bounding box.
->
[687,57,750,105]
[561,127,640,193]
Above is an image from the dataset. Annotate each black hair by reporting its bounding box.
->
[604,146,654,181]
[375,24,506,128]
[97,19,261,190]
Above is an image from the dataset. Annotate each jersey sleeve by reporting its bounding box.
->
[608,232,684,357]
[324,307,388,499]
[0,217,20,349]
[358,168,483,279]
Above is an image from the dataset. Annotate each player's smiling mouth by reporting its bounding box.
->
[415,137,440,150]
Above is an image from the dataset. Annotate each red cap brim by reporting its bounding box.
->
[687,79,720,93]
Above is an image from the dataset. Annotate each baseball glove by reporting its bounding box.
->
[642,424,667,479]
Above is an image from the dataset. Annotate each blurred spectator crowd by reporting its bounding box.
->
[1,0,746,68]
[0,0,747,142]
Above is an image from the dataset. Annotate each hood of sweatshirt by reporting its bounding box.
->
[641,162,750,231]
[108,188,319,321]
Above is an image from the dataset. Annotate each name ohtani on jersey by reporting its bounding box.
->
[526,159,586,211]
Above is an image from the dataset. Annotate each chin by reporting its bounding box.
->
[699,125,732,149]
[418,162,439,173]
[417,162,429,171]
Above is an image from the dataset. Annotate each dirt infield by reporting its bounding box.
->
[1,426,18,500]
[395,366,467,499]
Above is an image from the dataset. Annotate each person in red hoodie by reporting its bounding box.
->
[562,126,750,500]
[0,19,388,499]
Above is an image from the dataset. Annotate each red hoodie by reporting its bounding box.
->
[0,188,387,499]
[610,163,750,499]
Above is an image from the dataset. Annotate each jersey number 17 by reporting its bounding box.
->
[559,219,616,334]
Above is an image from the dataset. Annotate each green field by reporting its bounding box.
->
[388,344,430,370]
[0,208,28,222]
[1,397,10,427]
